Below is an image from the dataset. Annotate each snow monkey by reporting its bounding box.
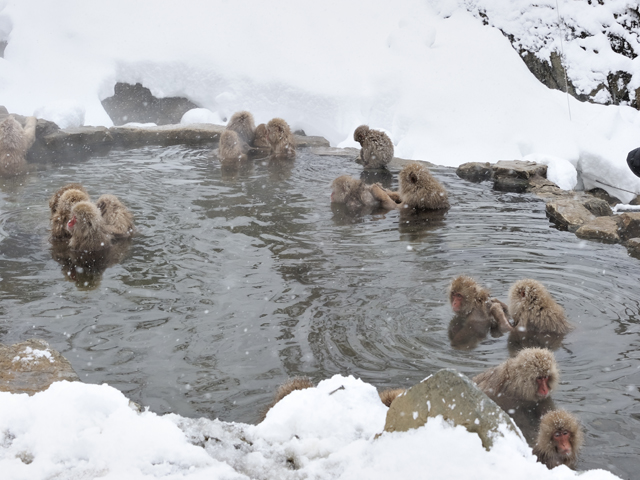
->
[261,376,314,420]
[266,118,296,159]
[50,188,91,241]
[473,347,559,403]
[0,115,37,176]
[253,123,270,148]
[330,175,398,212]
[353,125,394,169]
[226,110,256,146]
[379,388,405,407]
[533,410,583,470]
[398,162,450,211]
[508,279,573,334]
[447,275,513,349]
[67,201,112,251]
[218,129,249,164]
[96,194,135,238]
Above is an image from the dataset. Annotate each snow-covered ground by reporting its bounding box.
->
[0,0,637,478]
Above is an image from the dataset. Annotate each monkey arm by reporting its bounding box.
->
[384,189,402,203]
[369,183,399,210]
[489,298,514,334]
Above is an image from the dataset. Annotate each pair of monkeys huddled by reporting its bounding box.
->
[0,115,37,177]
[49,183,135,251]
[219,111,295,163]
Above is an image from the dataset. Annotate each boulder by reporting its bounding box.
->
[38,126,114,162]
[587,187,622,206]
[492,160,548,193]
[575,216,622,243]
[0,339,79,395]
[456,162,493,182]
[110,123,224,147]
[383,369,522,450]
[618,212,640,240]
[546,198,596,232]
[625,237,640,255]
[582,197,613,217]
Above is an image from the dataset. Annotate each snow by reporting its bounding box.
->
[0,1,635,477]
[0,378,622,479]
[0,0,639,201]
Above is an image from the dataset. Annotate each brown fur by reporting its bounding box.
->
[68,201,112,251]
[49,183,88,214]
[267,118,296,159]
[50,188,91,241]
[398,162,449,211]
[509,279,573,334]
[379,388,405,407]
[353,124,394,169]
[449,275,490,316]
[473,347,559,402]
[253,123,270,148]
[330,175,397,211]
[533,410,583,469]
[226,111,256,145]
[96,194,135,238]
[261,376,314,420]
[219,129,248,163]
[0,116,36,176]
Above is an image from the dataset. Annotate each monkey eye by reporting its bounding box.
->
[537,376,548,380]
[554,431,561,437]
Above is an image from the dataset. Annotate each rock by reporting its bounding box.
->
[102,82,199,126]
[110,123,225,147]
[0,339,79,395]
[492,160,548,193]
[587,188,622,206]
[37,126,114,162]
[582,197,613,217]
[618,212,640,240]
[546,198,596,232]
[0,105,8,115]
[527,176,564,198]
[456,162,493,182]
[630,195,640,206]
[625,237,640,256]
[292,134,330,148]
[383,369,522,450]
[575,216,622,243]
[493,176,531,193]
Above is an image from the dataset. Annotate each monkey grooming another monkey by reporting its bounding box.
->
[447,275,513,349]
[0,116,37,176]
[266,118,296,159]
[50,188,91,241]
[96,194,135,238]
[67,201,112,251]
[253,123,270,148]
[226,110,256,146]
[473,347,559,403]
[353,125,394,169]
[218,129,249,164]
[330,175,398,212]
[508,279,573,334]
[261,376,314,420]
[398,162,449,211]
[533,410,583,470]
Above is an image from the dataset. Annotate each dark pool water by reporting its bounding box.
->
[0,146,639,478]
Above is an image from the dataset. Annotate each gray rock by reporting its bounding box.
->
[0,339,79,395]
[383,369,522,450]
[618,212,640,240]
[575,216,622,243]
[582,197,613,217]
[110,123,224,147]
[456,162,493,182]
[292,134,330,148]
[588,187,622,206]
[492,160,548,193]
[546,198,596,232]
[625,237,640,255]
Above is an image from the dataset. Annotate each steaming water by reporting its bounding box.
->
[0,145,639,478]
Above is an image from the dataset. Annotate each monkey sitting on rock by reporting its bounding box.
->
[0,115,37,176]
[353,125,394,170]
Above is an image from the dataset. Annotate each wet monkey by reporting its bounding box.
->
[533,410,583,470]
[353,125,394,169]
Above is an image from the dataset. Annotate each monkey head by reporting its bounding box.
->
[448,275,490,315]
[330,175,358,203]
[509,347,559,401]
[535,410,583,469]
[353,124,370,145]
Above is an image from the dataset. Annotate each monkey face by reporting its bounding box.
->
[553,429,572,456]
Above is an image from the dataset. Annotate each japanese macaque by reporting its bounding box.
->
[261,376,314,420]
[473,348,559,403]
[447,276,513,350]
[533,410,583,470]
[267,118,296,159]
[508,279,573,334]
[379,388,405,407]
[253,123,270,148]
[398,162,449,211]
[96,194,135,238]
[49,183,88,214]
[50,188,91,241]
[0,116,37,176]
[218,129,248,164]
[67,201,112,251]
[330,175,398,212]
[226,110,256,146]
[353,125,394,169]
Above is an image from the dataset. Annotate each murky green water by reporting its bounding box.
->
[0,145,639,478]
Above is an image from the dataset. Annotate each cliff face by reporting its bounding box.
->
[464,0,640,108]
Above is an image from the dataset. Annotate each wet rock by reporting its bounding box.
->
[102,82,199,126]
[383,368,522,450]
[546,198,596,232]
[625,237,640,256]
[492,160,548,193]
[618,212,640,240]
[456,162,493,182]
[587,188,622,206]
[110,123,224,147]
[575,216,622,243]
[292,134,330,149]
[582,197,614,217]
[0,339,79,395]
[37,126,114,162]
[527,176,565,198]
